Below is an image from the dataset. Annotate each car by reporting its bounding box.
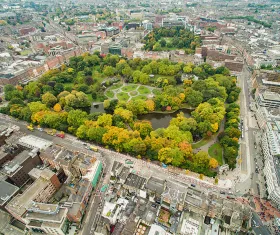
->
[191,184,196,187]
[151,204,157,208]
[220,191,226,194]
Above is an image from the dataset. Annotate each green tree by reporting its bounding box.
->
[97,114,113,127]
[67,109,88,129]
[42,92,57,107]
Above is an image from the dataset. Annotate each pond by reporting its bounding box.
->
[138,109,192,129]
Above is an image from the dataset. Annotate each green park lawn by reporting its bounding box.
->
[152,89,161,95]
[191,139,209,149]
[109,82,122,90]
[208,143,223,165]
[105,90,114,98]
[138,86,150,95]
[122,84,138,92]
[131,95,147,101]
[117,92,130,102]
[130,91,138,96]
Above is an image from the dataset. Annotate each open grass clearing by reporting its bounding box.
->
[109,82,122,90]
[130,91,138,96]
[116,92,130,102]
[191,138,210,149]
[208,143,223,165]
[152,89,161,95]
[131,95,147,101]
[138,86,150,95]
[121,84,138,92]
[105,90,114,98]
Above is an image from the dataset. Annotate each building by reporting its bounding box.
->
[1,149,42,187]
[18,135,52,151]
[123,173,146,195]
[5,169,61,222]
[0,210,25,235]
[262,121,280,207]
[145,177,166,199]
[256,91,280,109]
[0,180,19,211]
[24,202,69,235]
[225,58,244,72]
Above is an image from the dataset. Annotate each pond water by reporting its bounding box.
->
[90,103,192,129]
[138,109,192,129]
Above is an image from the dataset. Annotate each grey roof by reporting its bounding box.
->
[124,173,146,189]
[146,177,166,195]
[0,180,19,206]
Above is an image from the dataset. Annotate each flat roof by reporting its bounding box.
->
[25,203,67,223]
[40,145,62,160]
[6,169,55,216]
[262,92,280,102]
[125,173,146,189]
[146,177,165,195]
[18,135,52,150]
[2,150,30,176]
[0,210,25,235]
[0,181,19,206]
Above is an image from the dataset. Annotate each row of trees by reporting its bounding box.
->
[218,103,241,169]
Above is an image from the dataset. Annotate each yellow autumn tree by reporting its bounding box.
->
[211,122,219,133]
[209,158,219,168]
[178,93,185,101]
[53,103,62,112]
[146,100,155,112]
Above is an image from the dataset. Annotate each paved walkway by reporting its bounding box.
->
[105,82,157,101]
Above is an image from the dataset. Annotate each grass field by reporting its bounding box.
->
[152,89,161,95]
[131,95,147,101]
[105,90,114,98]
[122,84,138,92]
[208,143,223,165]
[191,139,209,149]
[117,92,130,102]
[138,86,150,95]
[130,91,138,96]
[109,82,122,90]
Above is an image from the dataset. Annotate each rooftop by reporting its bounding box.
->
[6,169,55,216]
[25,202,67,223]
[262,92,280,102]
[40,145,62,160]
[18,135,52,150]
[0,180,19,206]
[146,177,166,195]
[2,150,30,176]
[125,173,146,189]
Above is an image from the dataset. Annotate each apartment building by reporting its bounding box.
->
[24,202,69,235]
[5,169,61,223]
[256,91,280,109]
[262,122,280,208]
[1,149,42,187]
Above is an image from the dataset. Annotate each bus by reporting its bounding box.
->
[89,146,98,152]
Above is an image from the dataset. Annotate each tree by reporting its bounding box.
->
[42,92,57,107]
[114,108,133,122]
[160,39,167,47]
[139,73,149,84]
[134,121,153,138]
[209,158,218,168]
[145,100,155,112]
[184,88,203,107]
[87,126,107,143]
[65,91,91,108]
[183,65,192,74]
[28,101,48,114]
[192,151,210,172]
[97,114,113,127]
[179,141,192,158]
[85,76,94,85]
[67,109,88,129]
[124,138,147,156]
[126,99,148,115]
[53,103,62,112]
[103,66,116,77]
